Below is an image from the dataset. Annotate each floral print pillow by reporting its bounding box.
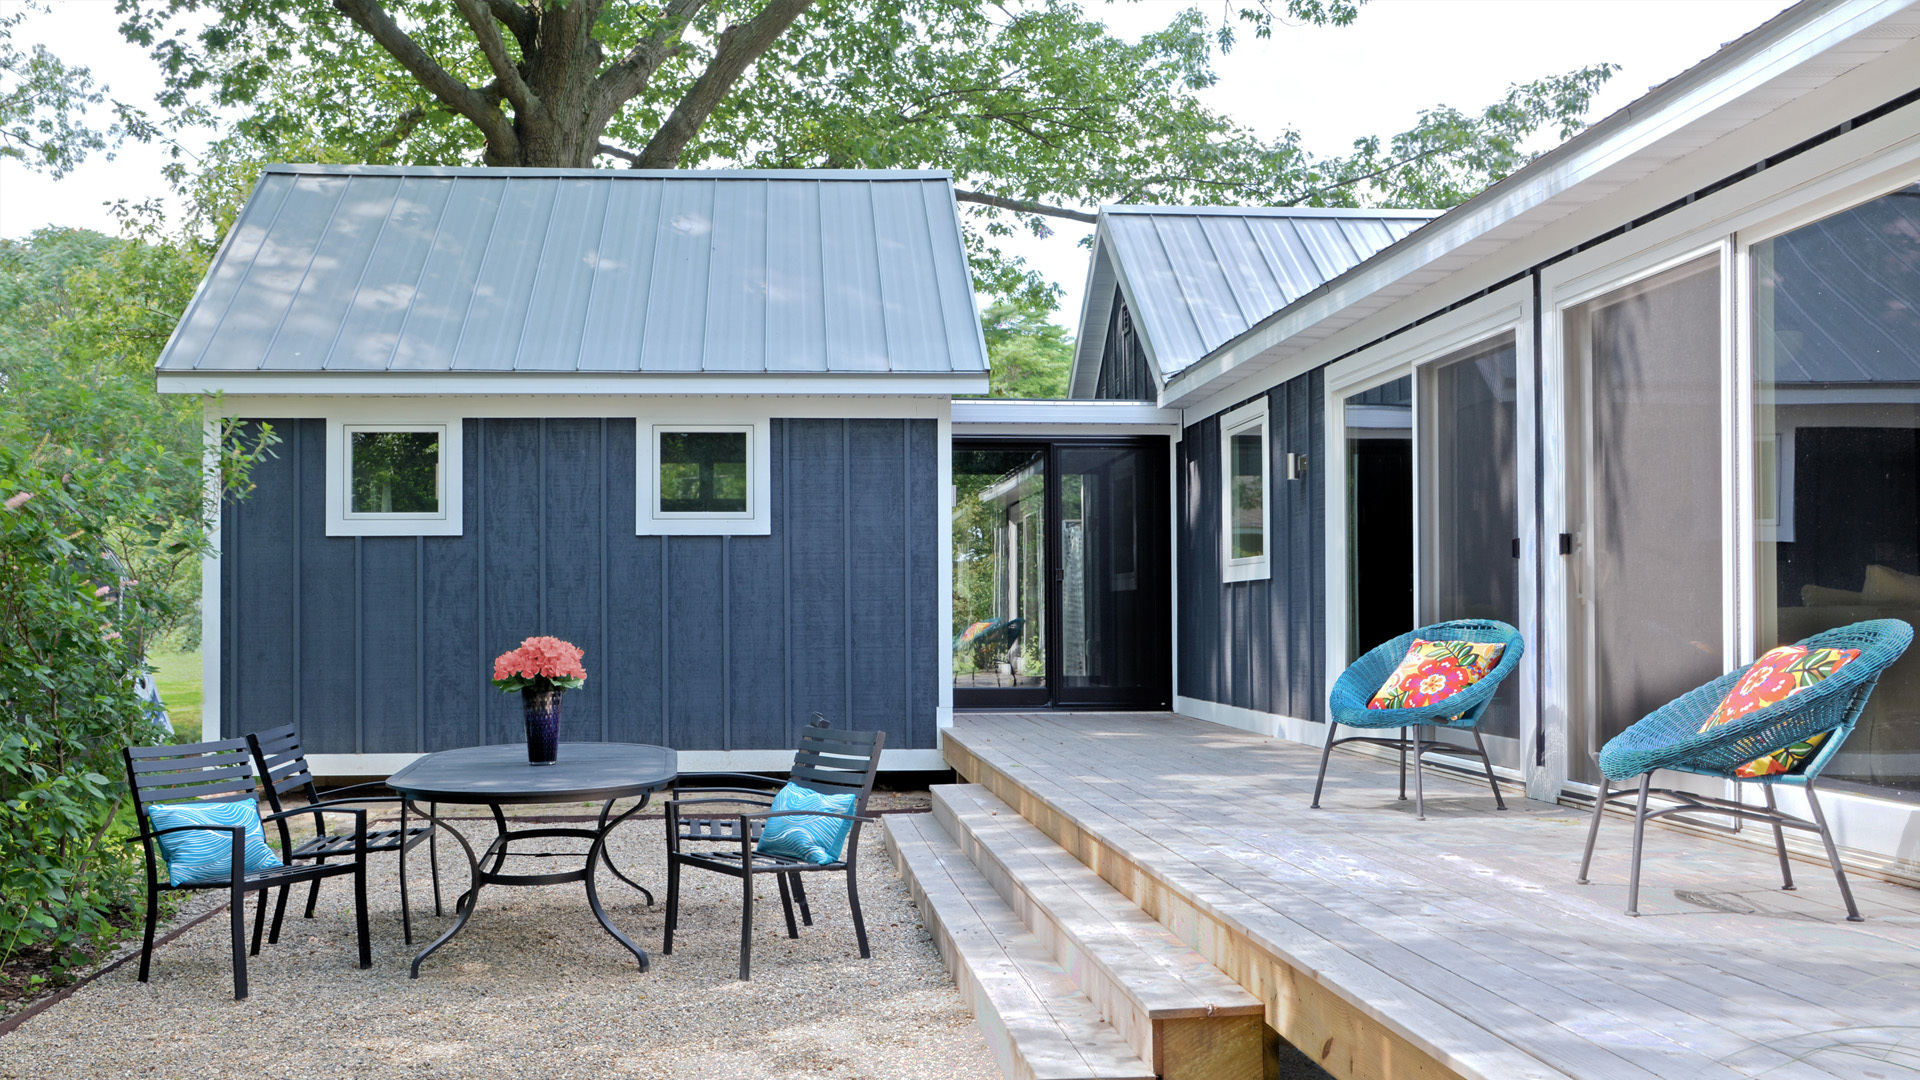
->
[1368,639,1506,711]
[1697,644,1860,777]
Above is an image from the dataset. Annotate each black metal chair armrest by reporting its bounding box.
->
[664,796,780,812]
[674,771,784,790]
[308,780,395,801]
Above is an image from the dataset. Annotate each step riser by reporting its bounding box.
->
[933,795,1159,1065]
[885,823,1030,1080]
[885,816,1156,1080]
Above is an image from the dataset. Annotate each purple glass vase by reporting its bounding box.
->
[522,685,563,765]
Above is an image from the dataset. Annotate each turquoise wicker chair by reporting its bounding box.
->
[1311,619,1525,820]
[1576,618,1912,921]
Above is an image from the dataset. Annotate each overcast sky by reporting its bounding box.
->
[0,0,1793,326]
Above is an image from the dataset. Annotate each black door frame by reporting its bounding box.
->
[952,435,1171,711]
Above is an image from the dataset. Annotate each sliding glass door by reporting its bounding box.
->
[953,438,1169,709]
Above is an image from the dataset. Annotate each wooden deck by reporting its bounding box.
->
[941,712,1920,1080]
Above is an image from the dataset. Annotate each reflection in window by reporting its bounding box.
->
[658,430,749,514]
[348,429,441,515]
[1420,337,1521,741]
[952,448,1046,691]
[1345,377,1414,656]
[1221,400,1269,581]
[1755,182,1920,800]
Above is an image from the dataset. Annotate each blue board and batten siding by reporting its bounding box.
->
[1176,369,1328,722]
[221,417,940,755]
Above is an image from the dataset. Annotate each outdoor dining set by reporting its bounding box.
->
[124,717,885,1000]
[124,616,1910,1002]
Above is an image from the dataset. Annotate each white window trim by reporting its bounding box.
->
[636,414,772,536]
[325,419,463,537]
[1219,398,1271,583]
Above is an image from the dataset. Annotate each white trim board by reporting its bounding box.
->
[202,394,950,422]
[306,747,950,780]
[159,372,988,398]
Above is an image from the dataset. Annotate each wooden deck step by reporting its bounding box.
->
[931,784,1267,1080]
[884,811,1156,1080]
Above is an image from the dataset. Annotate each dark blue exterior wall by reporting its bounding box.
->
[1177,368,1327,721]
[221,416,940,754]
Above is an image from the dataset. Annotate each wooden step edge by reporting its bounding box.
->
[885,814,1157,1080]
[932,783,1266,1024]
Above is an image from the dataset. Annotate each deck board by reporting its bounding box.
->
[944,712,1920,1080]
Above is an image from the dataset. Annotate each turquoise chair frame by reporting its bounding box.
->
[1576,618,1912,921]
[1312,619,1526,820]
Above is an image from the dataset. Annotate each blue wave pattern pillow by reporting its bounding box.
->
[146,799,283,886]
[755,783,858,865]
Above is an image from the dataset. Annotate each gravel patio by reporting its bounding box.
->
[0,797,996,1080]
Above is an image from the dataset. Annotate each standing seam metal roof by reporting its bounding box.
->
[155,165,989,376]
[1069,206,1435,394]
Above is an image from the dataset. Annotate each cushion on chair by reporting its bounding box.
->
[754,783,858,865]
[1368,639,1505,711]
[146,798,283,886]
[1699,644,1860,777]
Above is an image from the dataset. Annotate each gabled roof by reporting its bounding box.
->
[155,165,988,390]
[1067,206,1435,397]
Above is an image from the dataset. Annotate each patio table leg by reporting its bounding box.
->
[595,795,657,906]
[407,801,485,978]
[399,799,412,946]
[584,797,652,971]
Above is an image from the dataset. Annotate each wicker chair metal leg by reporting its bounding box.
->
[1626,774,1652,916]
[1473,731,1507,810]
[1310,722,1338,809]
[1398,727,1409,802]
[1576,779,1608,884]
[1412,727,1426,821]
[1804,784,1862,922]
[1762,786,1794,891]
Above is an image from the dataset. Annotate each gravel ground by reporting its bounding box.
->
[0,796,996,1080]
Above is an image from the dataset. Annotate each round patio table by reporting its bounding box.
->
[385,742,678,977]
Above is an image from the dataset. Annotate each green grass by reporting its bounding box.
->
[147,645,202,742]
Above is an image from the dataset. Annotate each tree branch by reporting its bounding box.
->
[634,0,813,169]
[451,0,539,118]
[953,187,1097,225]
[485,0,536,49]
[595,0,709,116]
[597,141,643,164]
[330,0,518,158]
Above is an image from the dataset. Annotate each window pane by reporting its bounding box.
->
[1754,182,1920,801]
[1421,337,1521,741]
[952,448,1046,691]
[1229,427,1265,559]
[659,431,749,514]
[350,430,440,515]
[1568,256,1723,775]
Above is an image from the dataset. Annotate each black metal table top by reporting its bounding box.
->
[386,743,678,805]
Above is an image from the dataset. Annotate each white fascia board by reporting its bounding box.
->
[951,398,1181,435]
[157,371,990,398]
[201,393,951,422]
[1159,0,1920,411]
[1066,228,1122,399]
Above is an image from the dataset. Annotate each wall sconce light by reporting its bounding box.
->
[1286,452,1308,481]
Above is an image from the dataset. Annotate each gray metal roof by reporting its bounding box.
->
[1068,206,1434,395]
[156,164,988,377]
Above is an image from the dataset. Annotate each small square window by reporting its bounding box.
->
[349,429,442,516]
[637,418,770,536]
[658,430,749,515]
[326,420,462,537]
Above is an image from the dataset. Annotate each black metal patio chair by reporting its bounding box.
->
[247,723,441,948]
[124,738,370,1000]
[662,717,885,979]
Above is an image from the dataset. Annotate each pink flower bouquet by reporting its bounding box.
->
[491,636,587,694]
